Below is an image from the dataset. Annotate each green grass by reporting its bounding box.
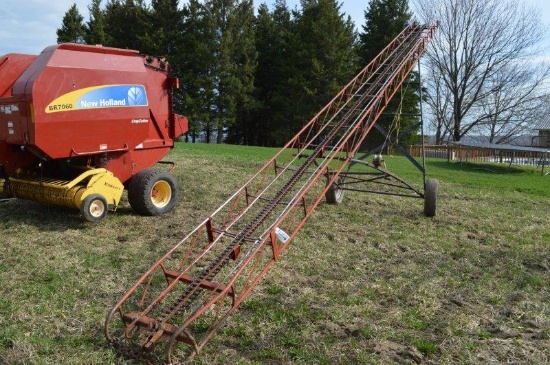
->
[1,142,549,364]
[425,159,549,197]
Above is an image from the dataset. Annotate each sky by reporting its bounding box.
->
[0,0,549,56]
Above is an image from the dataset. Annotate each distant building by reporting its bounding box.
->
[533,115,550,147]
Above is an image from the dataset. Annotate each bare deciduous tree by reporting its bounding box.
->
[476,65,548,144]
[425,64,453,143]
[414,0,550,144]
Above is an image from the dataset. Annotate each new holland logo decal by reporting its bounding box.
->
[45,84,148,113]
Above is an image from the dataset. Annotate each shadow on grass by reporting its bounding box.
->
[0,199,138,231]
[426,159,535,175]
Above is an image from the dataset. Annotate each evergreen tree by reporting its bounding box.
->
[144,0,187,132]
[203,0,257,143]
[145,0,185,56]
[226,4,271,145]
[227,1,289,146]
[264,0,295,145]
[226,0,257,144]
[179,0,217,142]
[359,0,421,152]
[284,0,357,142]
[103,0,152,52]
[57,4,86,43]
[227,3,270,145]
[85,0,111,45]
[253,1,295,146]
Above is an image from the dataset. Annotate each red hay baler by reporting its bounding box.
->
[0,43,188,222]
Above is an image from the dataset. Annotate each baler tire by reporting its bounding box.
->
[424,178,439,217]
[128,168,178,216]
[325,176,344,205]
[81,194,108,222]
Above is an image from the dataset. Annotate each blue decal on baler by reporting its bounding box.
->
[45,84,148,113]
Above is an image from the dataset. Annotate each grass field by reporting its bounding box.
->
[0,142,548,364]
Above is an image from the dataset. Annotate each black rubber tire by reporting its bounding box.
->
[80,194,108,222]
[424,178,439,217]
[128,168,178,216]
[325,176,345,205]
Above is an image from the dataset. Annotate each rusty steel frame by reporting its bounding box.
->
[105,22,439,364]
[339,56,430,201]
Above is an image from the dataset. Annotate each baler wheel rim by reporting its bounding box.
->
[81,194,108,222]
[151,180,172,208]
[128,168,178,216]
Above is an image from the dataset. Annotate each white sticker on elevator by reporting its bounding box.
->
[275,227,290,243]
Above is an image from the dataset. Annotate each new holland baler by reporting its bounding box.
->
[0,43,188,222]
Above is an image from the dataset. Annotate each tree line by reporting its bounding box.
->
[57,0,420,148]
[57,0,550,147]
